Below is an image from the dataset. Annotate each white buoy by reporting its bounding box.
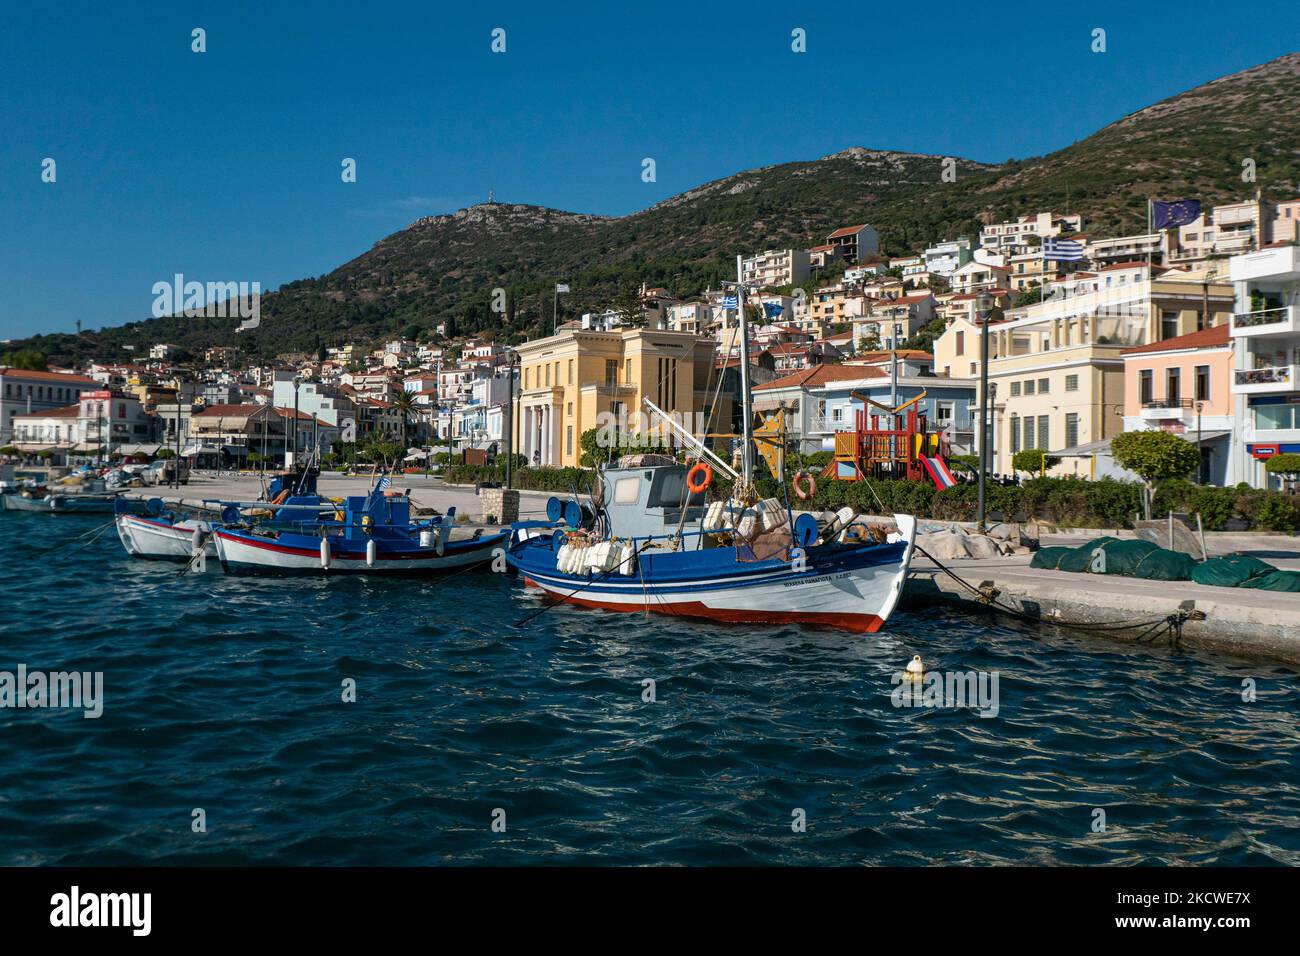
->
[365,539,376,567]
[320,538,331,569]
[905,655,925,682]
[191,528,203,553]
[436,525,446,557]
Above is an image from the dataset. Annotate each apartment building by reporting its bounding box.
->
[511,327,715,467]
[1226,244,1300,488]
[1087,232,1167,267]
[922,237,974,276]
[741,248,811,288]
[1173,196,1300,265]
[0,367,100,443]
[825,224,879,264]
[979,212,1084,254]
[950,260,1011,294]
[1120,324,1234,484]
[851,293,936,350]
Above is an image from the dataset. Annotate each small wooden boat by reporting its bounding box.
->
[213,485,507,576]
[114,498,217,561]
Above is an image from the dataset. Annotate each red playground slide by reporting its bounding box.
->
[921,455,957,489]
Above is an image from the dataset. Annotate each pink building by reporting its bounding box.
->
[1120,323,1234,483]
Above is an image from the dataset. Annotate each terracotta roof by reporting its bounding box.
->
[1100,260,1152,271]
[0,367,98,385]
[13,403,80,419]
[1120,323,1230,355]
[754,365,886,391]
[827,224,869,239]
[849,350,933,362]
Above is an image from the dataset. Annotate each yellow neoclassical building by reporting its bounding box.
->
[512,327,717,467]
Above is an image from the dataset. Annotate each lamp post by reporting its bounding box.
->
[976,292,994,531]
[505,349,518,490]
[1196,400,1204,484]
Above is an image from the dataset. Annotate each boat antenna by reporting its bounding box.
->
[735,254,754,492]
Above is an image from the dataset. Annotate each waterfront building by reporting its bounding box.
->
[1120,324,1235,484]
[511,327,715,467]
[0,367,99,443]
[1226,243,1300,488]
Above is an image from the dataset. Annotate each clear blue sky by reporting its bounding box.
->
[1,1,1296,340]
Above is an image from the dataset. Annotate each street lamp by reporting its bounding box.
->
[1195,400,1205,484]
[505,349,519,490]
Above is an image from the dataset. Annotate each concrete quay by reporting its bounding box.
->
[906,550,1300,665]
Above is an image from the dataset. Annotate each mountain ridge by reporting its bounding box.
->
[12,52,1300,365]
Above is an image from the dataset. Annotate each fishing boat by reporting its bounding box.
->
[2,479,121,513]
[113,468,334,563]
[114,498,218,561]
[212,482,508,576]
[504,257,917,634]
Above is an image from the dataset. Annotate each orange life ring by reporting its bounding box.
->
[793,470,816,500]
[686,461,713,494]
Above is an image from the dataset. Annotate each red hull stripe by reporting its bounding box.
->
[526,582,884,633]
[215,531,492,561]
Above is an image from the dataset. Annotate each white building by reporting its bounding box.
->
[0,367,100,443]
[741,248,811,288]
[1227,243,1300,488]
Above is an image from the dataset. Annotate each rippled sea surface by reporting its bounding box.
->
[1,514,1298,866]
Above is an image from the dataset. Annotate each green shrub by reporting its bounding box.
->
[1255,496,1300,533]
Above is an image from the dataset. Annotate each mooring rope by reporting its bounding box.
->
[912,543,1187,638]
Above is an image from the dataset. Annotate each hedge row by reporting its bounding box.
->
[447,464,1300,533]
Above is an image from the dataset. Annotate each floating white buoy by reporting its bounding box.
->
[365,539,376,567]
[320,537,331,569]
[905,655,925,682]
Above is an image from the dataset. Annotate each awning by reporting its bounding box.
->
[1053,431,1230,457]
[117,443,162,456]
[181,444,221,456]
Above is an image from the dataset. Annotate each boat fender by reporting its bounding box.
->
[365,539,377,567]
[192,528,204,554]
[904,655,925,683]
[792,470,816,500]
[686,461,713,494]
[436,524,446,557]
[620,541,636,575]
[320,537,332,569]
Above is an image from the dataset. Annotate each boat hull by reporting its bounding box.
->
[212,527,509,576]
[509,515,917,633]
[115,514,216,562]
[2,493,53,512]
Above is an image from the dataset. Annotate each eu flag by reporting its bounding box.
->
[1152,199,1201,230]
[762,302,784,318]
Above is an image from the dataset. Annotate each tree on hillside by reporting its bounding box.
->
[0,348,48,370]
[1110,430,1200,518]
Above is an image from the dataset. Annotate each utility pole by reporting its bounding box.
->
[976,293,993,532]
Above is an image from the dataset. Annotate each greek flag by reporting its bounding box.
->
[721,294,738,309]
[1042,238,1084,262]
[377,475,391,490]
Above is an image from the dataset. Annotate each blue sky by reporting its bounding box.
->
[1,1,1296,340]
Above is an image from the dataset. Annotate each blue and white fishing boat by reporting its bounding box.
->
[212,481,508,576]
[505,257,917,633]
[114,468,332,563]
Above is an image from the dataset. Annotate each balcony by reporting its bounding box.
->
[1140,398,1192,421]
[1230,305,1300,338]
[1233,365,1299,395]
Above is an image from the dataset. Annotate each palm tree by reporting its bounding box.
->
[392,388,416,454]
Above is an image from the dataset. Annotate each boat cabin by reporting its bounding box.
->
[600,455,706,540]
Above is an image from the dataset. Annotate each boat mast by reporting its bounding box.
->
[735,254,754,489]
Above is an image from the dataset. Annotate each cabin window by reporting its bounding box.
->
[613,476,641,504]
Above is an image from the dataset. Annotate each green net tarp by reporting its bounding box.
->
[1239,569,1300,592]
[1030,546,1076,570]
[1028,536,1194,580]
[1191,554,1275,588]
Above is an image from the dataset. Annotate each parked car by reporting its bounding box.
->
[146,459,189,485]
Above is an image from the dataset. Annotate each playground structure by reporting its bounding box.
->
[821,391,957,489]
